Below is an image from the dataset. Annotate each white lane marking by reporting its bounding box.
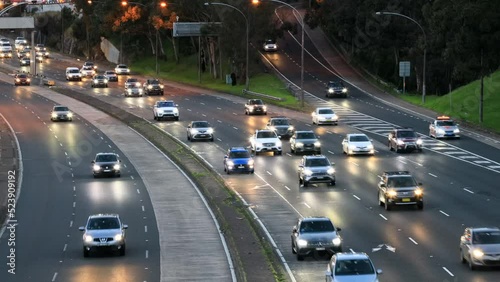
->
[428,173,438,178]
[49,128,53,132]
[463,187,474,194]
[232,126,238,130]
[328,150,334,155]
[303,202,311,209]
[100,136,104,140]
[52,272,58,281]
[187,109,192,112]
[63,244,67,252]
[409,237,418,245]
[398,159,407,164]
[54,135,58,139]
[73,186,76,191]
[142,205,145,212]
[144,225,148,233]
[59,143,63,147]
[64,152,68,156]
[217,107,221,110]
[202,114,207,117]
[266,171,272,175]
[284,186,291,191]
[379,214,388,221]
[442,267,454,277]
[130,175,134,180]
[352,195,361,200]
[349,161,359,167]
[69,220,73,228]
[137,189,140,194]
[92,129,96,132]
[108,144,112,148]
[217,120,222,123]
[439,210,450,217]
[145,250,149,259]
[349,248,355,253]
[232,113,237,115]
[217,138,222,142]
[73,202,76,208]
[68,161,71,166]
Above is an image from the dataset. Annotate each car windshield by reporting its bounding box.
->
[83,66,93,70]
[328,82,343,88]
[437,121,455,126]
[318,109,334,115]
[95,76,105,79]
[305,158,330,167]
[229,151,250,158]
[157,101,174,107]
[17,74,27,78]
[397,130,417,138]
[334,259,375,276]
[118,65,127,68]
[272,119,290,126]
[249,100,263,105]
[296,132,316,139]
[85,62,94,66]
[69,69,79,73]
[87,217,120,230]
[387,176,417,187]
[96,154,117,162]
[257,131,277,138]
[265,40,275,44]
[473,231,500,244]
[105,71,115,75]
[350,135,369,142]
[300,220,334,233]
[127,78,137,83]
[192,122,209,128]
[54,106,68,111]
[149,80,160,85]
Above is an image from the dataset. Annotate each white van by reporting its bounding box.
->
[66,67,82,81]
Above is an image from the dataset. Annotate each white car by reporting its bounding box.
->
[325,252,382,282]
[14,37,27,50]
[80,66,95,77]
[153,100,179,121]
[66,67,82,81]
[249,129,282,156]
[0,42,12,52]
[104,70,118,82]
[312,107,338,125]
[342,133,375,155]
[429,115,460,139]
[124,78,141,89]
[115,64,130,75]
[263,39,278,52]
[51,105,73,122]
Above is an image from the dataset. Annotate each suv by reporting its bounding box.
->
[266,116,294,139]
[290,130,321,155]
[0,42,12,52]
[325,252,382,281]
[377,171,423,210]
[114,64,130,75]
[79,214,127,257]
[91,153,121,178]
[460,227,500,270]
[91,75,108,88]
[249,129,282,156]
[388,127,423,153]
[187,121,214,142]
[298,155,336,187]
[223,147,254,174]
[153,100,179,121]
[291,217,342,261]
[14,37,27,49]
[83,61,97,70]
[245,99,267,115]
[66,67,82,81]
[50,105,73,122]
[143,79,164,95]
[326,81,348,98]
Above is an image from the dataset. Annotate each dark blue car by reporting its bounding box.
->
[223,147,254,174]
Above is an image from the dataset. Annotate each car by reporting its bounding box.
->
[326,81,348,98]
[35,47,49,58]
[263,39,278,52]
[0,38,9,44]
[388,127,423,153]
[143,78,164,95]
[0,42,12,53]
[298,155,336,187]
[325,252,382,282]
[429,115,460,139]
[17,50,29,59]
[245,99,267,115]
[14,74,30,86]
[91,75,108,88]
[19,57,30,66]
[66,67,82,81]
[377,171,423,210]
[78,214,127,257]
[15,43,28,52]
[50,105,73,122]
[249,129,282,156]
[103,70,118,82]
[312,107,338,125]
[290,130,321,155]
[35,53,43,63]
[91,152,121,178]
[187,121,214,142]
[34,43,44,51]
[341,133,375,155]
[114,64,130,75]
[124,86,143,97]
[460,227,500,270]
[153,100,179,121]
[125,78,141,89]
[80,66,96,77]
[223,147,254,174]
[83,61,97,70]
[0,51,12,58]
[291,217,342,261]
[14,37,27,49]
[265,116,294,139]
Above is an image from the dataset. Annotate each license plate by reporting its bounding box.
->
[199,135,206,137]
[316,247,326,251]
[316,177,324,179]
[402,198,411,202]
[104,170,111,172]
[326,117,331,120]
[238,165,244,168]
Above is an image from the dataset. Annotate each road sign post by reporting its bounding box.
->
[399,61,410,95]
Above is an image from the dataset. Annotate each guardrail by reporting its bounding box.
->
[242,89,283,101]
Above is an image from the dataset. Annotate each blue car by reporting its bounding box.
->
[223,147,254,174]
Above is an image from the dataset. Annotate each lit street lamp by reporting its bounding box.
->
[375,11,427,104]
[204,2,249,90]
[253,0,305,108]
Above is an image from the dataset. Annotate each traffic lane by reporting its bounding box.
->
[0,91,79,280]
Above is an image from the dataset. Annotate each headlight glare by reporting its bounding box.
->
[207,128,214,134]
[297,239,308,247]
[93,164,100,171]
[84,235,93,242]
[314,141,321,147]
[114,234,123,241]
[414,188,423,196]
[327,168,335,174]
[51,113,57,118]
[388,190,397,197]
[472,249,484,259]
[342,88,348,93]
[332,237,341,246]
[304,169,313,176]
[113,164,120,170]
[416,139,423,145]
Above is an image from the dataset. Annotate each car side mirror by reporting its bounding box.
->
[325,271,332,277]
[292,226,297,233]
[376,269,383,275]
[418,182,422,186]
[91,160,95,164]
[336,227,342,232]
[379,183,386,188]
[119,160,122,163]
[122,224,128,229]
[175,104,179,107]
[298,165,303,168]
[224,155,228,159]
[342,139,346,143]
[78,226,85,231]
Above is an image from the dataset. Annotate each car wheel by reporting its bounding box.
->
[93,174,97,179]
[385,199,392,211]
[303,180,309,187]
[297,253,304,261]
[154,116,157,121]
[226,169,231,175]
[175,117,179,121]
[251,170,254,174]
[328,181,335,186]
[210,137,214,142]
[187,135,191,141]
[83,247,89,257]
[116,173,121,178]
[316,150,321,155]
[417,202,424,210]
[461,250,466,264]
[119,244,126,256]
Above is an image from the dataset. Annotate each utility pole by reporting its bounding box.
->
[479,48,484,123]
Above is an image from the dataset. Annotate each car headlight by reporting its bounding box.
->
[327,168,335,175]
[226,161,234,167]
[113,164,120,170]
[104,79,108,83]
[138,88,143,93]
[269,126,276,131]
[437,129,445,134]
[190,129,199,134]
[342,88,348,93]
[349,144,356,150]
[387,190,397,197]
[397,140,405,145]
[15,78,20,82]
[332,237,341,246]
[93,79,98,83]
[472,249,484,259]
[84,234,93,243]
[160,85,164,89]
[93,66,97,69]
[114,234,123,241]
[297,239,308,247]
[148,85,153,89]
[51,113,57,118]
[454,128,460,133]
[333,114,338,121]
[27,78,31,82]
[135,82,141,87]
[314,141,321,147]
[126,69,130,72]
[295,142,304,147]
[207,128,214,134]
[248,159,254,166]
[288,126,294,131]
[304,169,313,176]
[328,88,334,93]
[93,164,100,171]
[416,139,423,145]
[127,89,132,93]
[173,108,179,114]
[414,188,423,196]
[367,144,374,149]
[262,106,267,110]
[67,113,73,118]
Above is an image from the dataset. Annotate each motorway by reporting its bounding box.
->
[1,27,500,282]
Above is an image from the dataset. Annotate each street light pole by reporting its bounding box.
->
[204,2,249,90]
[375,11,427,104]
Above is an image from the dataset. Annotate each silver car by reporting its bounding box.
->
[187,121,214,142]
[79,214,127,257]
[125,77,141,89]
[429,116,460,139]
[124,86,143,97]
[460,227,500,270]
[50,105,73,122]
[290,130,321,155]
[325,252,382,282]
[291,217,342,261]
[298,155,335,187]
[91,152,121,178]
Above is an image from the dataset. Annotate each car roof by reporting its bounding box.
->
[301,216,331,222]
[295,130,314,133]
[395,127,415,131]
[303,155,327,160]
[157,100,174,103]
[269,116,288,119]
[384,171,411,176]
[256,129,273,133]
[316,107,333,110]
[347,133,367,137]
[88,213,119,219]
[96,152,118,156]
[470,227,500,232]
[335,252,371,260]
[229,147,248,152]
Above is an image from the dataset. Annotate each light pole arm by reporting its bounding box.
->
[0,2,30,17]
[376,12,426,45]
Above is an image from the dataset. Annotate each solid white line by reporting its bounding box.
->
[52,272,58,281]
[463,188,474,194]
[284,186,291,191]
[379,214,388,221]
[439,210,450,217]
[442,267,454,277]
[352,195,360,200]
[303,202,311,209]
[409,237,418,245]
[266,171,272,175]
[145,250,149,259]
[428,173,438,178]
